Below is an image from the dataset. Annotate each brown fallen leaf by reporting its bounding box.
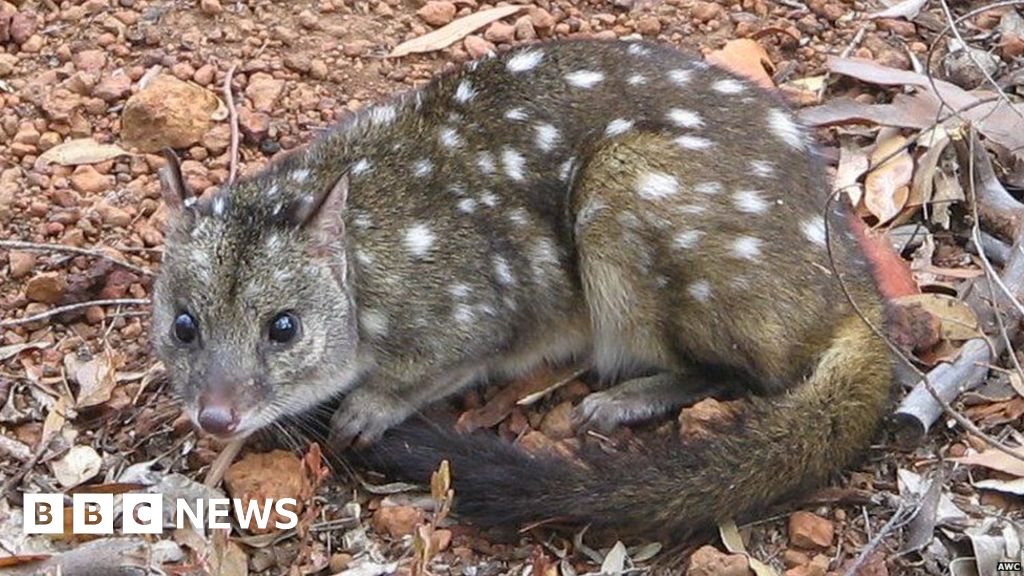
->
[706,39,775,89]
[952,447,1024,478]
[892,293,980,341]
[834,136,870,206]
[65,347,123,409]
[389,5,525,57]
[864,132,913,224]
[456,364,573,432]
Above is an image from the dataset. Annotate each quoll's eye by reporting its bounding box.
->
[173,312,199,344]
[269,312,300,344]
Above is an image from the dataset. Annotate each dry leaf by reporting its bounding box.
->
[719,521,779,576]
[51,445,103,488]
[36,138,131,167]
[456,365,568,432]
[869,0,928,20]
[389,6,525,57]
[864,133,913,223]
[834,136,870,206]
[893,293,981,341]
[706,39,775,88]
[952,448,1024,477]
[65,348,123,409]
[0,341,48,362]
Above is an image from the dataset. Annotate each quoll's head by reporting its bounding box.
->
[151,151,360,439]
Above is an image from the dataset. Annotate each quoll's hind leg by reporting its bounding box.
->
[573,371,737,433]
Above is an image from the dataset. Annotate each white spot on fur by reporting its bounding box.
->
[605,118,634,137]
[356,249,375,267]
[502,148,527,181]
[636,171,679,200]
[264,183,280,197]
[453,303,476,325]
[448,283,472,298]
[802,217,827,246]
[480,192,498,207]
[733,190,769,214]
[673,230,704,250]
[413,159,434,178]
[360,309,389,337]
[627,43,651,56]
[750,160,774,177]
[368,104,397,126]
[507,49,544,72]
[403,223,435,258]
[688,280,712,302]
[667,108,703,128]
[627,74,647,85]
[458,198,476,213]
[505,107,528,121]
[351,212,373,229]
[667,69,693,86]
[565,70,604,88]
[493,255,515,285]
[712,78,745,94]
[768,108,806,150]
[535,123,560,153]
[291,169,311,183]
[212,196,226,217]
[454,80,476,103]
[439,126,463,148]
[731,236,763,260]
[559,157,576,182]
[508,208,529,227]
[476,151,496,175]
[675,135,714,150]
[351,158,372,176]
[694,181,722,195]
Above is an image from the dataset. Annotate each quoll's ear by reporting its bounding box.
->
[286,171,349,239]
[158,148,195,212]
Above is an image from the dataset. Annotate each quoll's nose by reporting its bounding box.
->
[197,402,239,436]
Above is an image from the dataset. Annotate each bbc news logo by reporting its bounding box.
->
[23,493,300,534]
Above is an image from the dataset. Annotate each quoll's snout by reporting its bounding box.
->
[196,398,240,436]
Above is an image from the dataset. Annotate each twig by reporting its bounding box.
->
[203,437,245,487]
[0,240,154,277]
[1,298,151,328]
[224,63,240,185]
[842,497,918,576]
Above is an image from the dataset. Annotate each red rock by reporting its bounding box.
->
[239,107,271,143]
[528,7,555,29]
[245,72,285,113]
[788,511,834,549]
[10,11,38,45]
[8,251,36,279]
[0,53,18,77]
[70,166,114,195]
[93,74,131,102]
[25,272,67,304]
[121,74,221,152]
[484,21,515,44]
[464,35,494,59]
[193,64,216,86]
[417,1,456,27]
[637,16,661,35]
[13,125,40,146]
[200,0,223,16]
[691,1,722,22]
[686,545,751,576]
[514,16,536,40]
[371,506,424,538]
[73,49,107,72]
[94,201,132,228]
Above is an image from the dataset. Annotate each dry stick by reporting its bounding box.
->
[224,63,240,185]
[203,436,246,487]
[842,497,919,576]
[0,239,154,277]
[0,298,151,328]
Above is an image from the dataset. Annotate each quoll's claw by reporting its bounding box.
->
[328,389,411,450]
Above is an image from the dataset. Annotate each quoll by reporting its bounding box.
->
[153,39,894,537]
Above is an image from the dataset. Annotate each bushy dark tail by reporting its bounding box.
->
[367,315,892,537]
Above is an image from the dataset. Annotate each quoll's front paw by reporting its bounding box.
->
[329,389,411,449]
